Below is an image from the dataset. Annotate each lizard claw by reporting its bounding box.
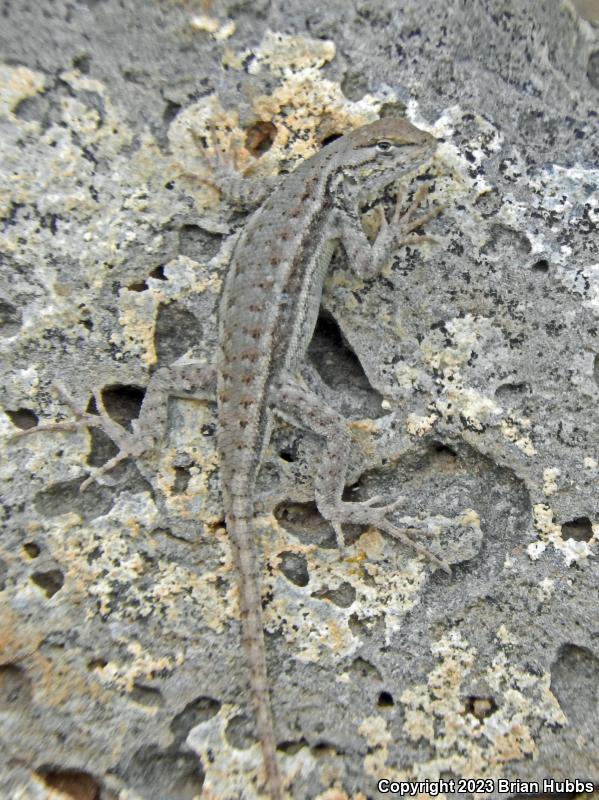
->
[371,204,388,232]
[368,181,443,265]
[393,233,439,249]
[377,518,451,573]
[9,383,145,491]
[392,181,444,237]
[358,494,405,514]
[78,450,132,491]
[393,182,430,225]
[323,497,450,573]
[9,383,90,443]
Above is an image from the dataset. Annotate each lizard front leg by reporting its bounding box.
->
[339,182,443,280]
[271,374,450,572]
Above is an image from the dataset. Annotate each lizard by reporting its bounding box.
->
[12,117,448,799]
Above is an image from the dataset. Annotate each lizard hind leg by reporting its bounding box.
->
[271,374,450,573]
[10,381,139,489]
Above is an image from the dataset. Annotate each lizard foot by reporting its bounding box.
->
[325,497,451,574]
[394,180,444,230]
[10,383,146,490]
[373,181,444,250]
[201,123,279,209]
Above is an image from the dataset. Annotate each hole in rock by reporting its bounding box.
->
[6,408,38,430]
[37,768,101,800]
[245,121,277,157]
[279,552,309,587]
[561,517,593,542]
[23,542,41,558]
[170,696,221,745]
[531,258,549,273]
[30,569,64,598]
[378,691,395,707]
[464,695,497,720]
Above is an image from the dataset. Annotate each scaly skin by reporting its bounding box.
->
[217,118,440,798]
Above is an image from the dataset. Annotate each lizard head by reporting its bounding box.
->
[333,117,438,202]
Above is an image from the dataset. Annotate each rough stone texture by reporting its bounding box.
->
[1,1,598,798]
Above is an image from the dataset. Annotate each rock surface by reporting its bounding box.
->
[0,1,598,798]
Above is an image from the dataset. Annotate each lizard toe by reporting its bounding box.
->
[322,499,450,573]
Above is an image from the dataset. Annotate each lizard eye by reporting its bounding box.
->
[376,140,393,152]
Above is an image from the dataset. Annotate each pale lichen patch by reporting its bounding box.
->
[390,632,565,781]
[116,253,220,365]
[420,315,504,434]
[531,503,596,565]
[0,64,184,369]
[189,708,328,800]
[97,639,184,693]
[264,507,478,671]
[421,314,482,374]
[242,30,336,76]
[187,703,279,799]
[190,14,236,40]
[500,416,536,456]
[406,412,438,436]
[423,106,503,209]
[542,467,561,496]
[36,490,231,635]
[537,577,555,600]
[359,715,393,777]
[437,387,501,433]
[264,513,429,663]
[394,363,425,391]
[0,63,45,122]
[495,624,517,646]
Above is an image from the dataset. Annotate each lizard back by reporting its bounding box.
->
[217,146,339,501]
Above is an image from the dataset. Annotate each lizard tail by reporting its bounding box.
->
[228,510,284,800]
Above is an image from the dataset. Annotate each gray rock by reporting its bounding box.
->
[1,1,598,797]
